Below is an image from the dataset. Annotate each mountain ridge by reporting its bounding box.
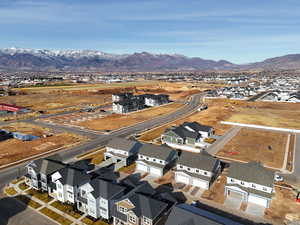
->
[0,47,299,71]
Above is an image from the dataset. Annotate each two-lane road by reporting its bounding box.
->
[0,93,204,190]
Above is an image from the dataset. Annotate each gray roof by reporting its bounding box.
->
[227,161,275,187]
[170,126,199,139]
[57,167,91,186]
[106,137,141,152]
[165,204,243,225]
[138,143,176,161]
[177,151,219,172]
[182,122,213,133]
[29,158,66,176]
[89,178,126,199]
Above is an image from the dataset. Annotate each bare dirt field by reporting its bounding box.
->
[265,186,300,224]
[0,123,85,166]
[78,103,184,131]
[216,128,288,169]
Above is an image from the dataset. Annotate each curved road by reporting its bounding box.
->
[0,93,204,189]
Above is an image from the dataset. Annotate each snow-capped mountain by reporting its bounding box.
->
[0,47,236,71]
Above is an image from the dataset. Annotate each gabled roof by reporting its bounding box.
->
[138,143,176,161]
[89,178,126,199]
[28,157,66,176]
[182,121,213,133]
[106,137,142,152]
[169,126,199,139]
[177,151,219,172]
[228,161,275,187]
[56,167,91,186]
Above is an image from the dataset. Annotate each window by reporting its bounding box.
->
[187,168,191,171]
[230,179,234,182]
[140,155,144,159]
[128,214,136,223]
[143,216,152,225]
[118,206,127,214]
[179,165,183,169]
[252,184,256,188]
[153,159,156,162]
[263,187,267,191]
[160,160,163,164]
[241,181,244,185]
[196,169,199,173]
[204,171,207,175]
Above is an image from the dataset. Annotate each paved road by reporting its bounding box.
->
[206,127,241,156]
[0,93,204,191]
[283,134,300,186]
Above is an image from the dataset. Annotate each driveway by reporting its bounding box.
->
[224,196,243,210]
[246,203,265,217]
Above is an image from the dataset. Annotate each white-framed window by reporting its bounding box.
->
[143,216,152,225]
[179,165,183,169]
[153,159,156,162]
[118,206,127,214]
[230,178,234,182]
[204,171,208,175]
[140,155,144,159]
[262,187,267,191]
[128,214,136,223]
[196,169,199,173]
[241,181,244,185]
[252,184,256,188]
[187,168,191,171]
[160,160,163,164]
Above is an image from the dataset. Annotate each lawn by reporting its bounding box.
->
[81,217,109,225]
[50,201,83,219]
[26,189,53,203]
[15,195,42,209]
[40,208,72,225]
[11,177,25,184]
[216,128,288,169]
[18,182,29,191]
[4,187,17,196]
[79,103,184,131]
[118,163,136,174]
[78,149,105,165]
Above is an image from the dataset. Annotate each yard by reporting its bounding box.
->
[79,103,184,131]
[15,195,42,209]
[50,201,83,219]
[78,148,105,165]
[40,207,72,225]
[26,189,53,203]
[216,128,288,169]
[81,217,109,225]
[265,186,300,224]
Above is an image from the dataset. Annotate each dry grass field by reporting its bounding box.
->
[216,128,288,169]
[78,103,184,131]
[0,123,85,166]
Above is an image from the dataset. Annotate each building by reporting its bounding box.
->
[0,103,30,114]
[112,93,133,102]
[136,143,178,177]
[144,94,169,107]
[225,161,275,208]
[77,177,126,219]
[105,137,143,166]
[175,151,221,189]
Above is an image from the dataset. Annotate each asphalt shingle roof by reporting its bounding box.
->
[177,151,219,172]
[58,167,91,186]
[89,178,126,199]
[227,161,275,187]
[182,121,213,133]
[106,137,141,152]
[138,143,176,161]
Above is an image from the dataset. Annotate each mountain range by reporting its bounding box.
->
[0,47,299,72]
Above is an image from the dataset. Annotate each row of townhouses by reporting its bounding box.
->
[261,91,300,103]
[112,93,170,114]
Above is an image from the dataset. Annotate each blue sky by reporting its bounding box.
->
[0,0,300,64]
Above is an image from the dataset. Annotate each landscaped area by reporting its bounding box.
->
[26,189,53,203]
[15,195,42,209]
[78,148,105,165]
[51,201,83,219]
[81,216,109,225]
[40,207,72,225]
[216,128,288,169]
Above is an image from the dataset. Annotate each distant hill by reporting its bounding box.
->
[0,47,299,71]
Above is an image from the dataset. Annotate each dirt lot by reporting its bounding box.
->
[216,128,288,169]
[265,186,300,224]
[78,103,184,131]
[0,122,51,136]
[0,123,85,166]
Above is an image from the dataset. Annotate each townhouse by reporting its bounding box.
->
[225,161,275,208]
[136,143,178,177]
[175,151,221,189]
[77,177,126,219]
[105,137,143,166]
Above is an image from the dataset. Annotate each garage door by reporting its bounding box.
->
[150,167,162,177]
[137,163,149,173]
[248,195,268,207]
[176,174,190,184]
[192,179,208,189]
[227,189,245,199]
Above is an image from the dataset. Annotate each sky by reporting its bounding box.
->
[0,0,300,64]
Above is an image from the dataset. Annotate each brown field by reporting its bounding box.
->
[78,103,184,131]
[78,148,105,165]
[286,134,295,171]
[265,186,300,224]
[216,128,288,169]
[0,123,85,166]
[0,122,51,136]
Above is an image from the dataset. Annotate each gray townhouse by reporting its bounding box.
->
[77,177,126,220]
[105,137,143,166]
[161,121,214,152]
[50,166,91,204]
[136,143,178,177]
[112,182,170,225]
[112,93,134,102]
[225,161,275,208]
[175,151,221,190]
[25,156,66,192]
[144,94,169,107]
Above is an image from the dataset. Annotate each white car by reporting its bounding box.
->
[275,174,284,182]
